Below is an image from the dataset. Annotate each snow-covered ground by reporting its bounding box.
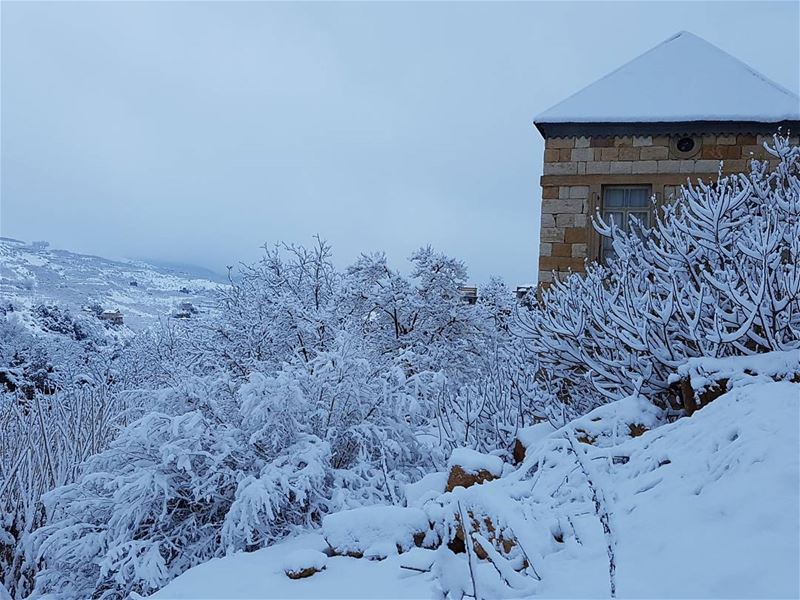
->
[150,533,438,599]
[152,376,799,599]
[0,238,222,330]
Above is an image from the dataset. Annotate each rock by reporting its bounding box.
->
[363,542,397,561]
[680,377,729,416]
[413,531,427,547]
[628,423,648,437]
[512,422,557,465]
[322,505,429,557]
[445,448,503,492]
[446,464,497,492]
[285,566,322,580]
[512,439,526,465]
[283,549,327,579]
[452,511,516,560]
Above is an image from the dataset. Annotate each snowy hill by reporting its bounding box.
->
[152,374,799,599]
[0,238,223,331]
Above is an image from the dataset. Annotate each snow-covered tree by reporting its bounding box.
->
[27,243,531,599]
[0,305,139,599]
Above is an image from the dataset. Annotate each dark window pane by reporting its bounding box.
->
[627,188,650,207]
[605,188,626,207]
[600,186,652,263]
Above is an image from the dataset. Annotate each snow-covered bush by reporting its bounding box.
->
[183,240,535,458]
[30,377,324,598]
[519,134,800,410]
[199,237,339,378]
[30,352,428,598]
[0,308,138,599]
[27,242,536,599]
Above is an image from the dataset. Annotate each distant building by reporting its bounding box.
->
[533,31,800,287]
[458,286,478,305]
[99,309,123,325]
[173,301,198,319]
[514,286,532,300]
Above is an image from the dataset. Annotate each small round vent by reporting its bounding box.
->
[676,137,695,153]
[670,135,702,159]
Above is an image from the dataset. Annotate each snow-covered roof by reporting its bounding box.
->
[535,31,800,126]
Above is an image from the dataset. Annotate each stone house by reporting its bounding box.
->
[458,286,478,305]
[99,309,124,326]
[533,31,800,286]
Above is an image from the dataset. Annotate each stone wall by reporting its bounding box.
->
[538,132,795,286]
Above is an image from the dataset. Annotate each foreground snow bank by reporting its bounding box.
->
[149,533,436,599]
[152,378,799,599]
[609,381,798,597]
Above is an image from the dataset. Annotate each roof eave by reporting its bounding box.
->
[533,120,800,139]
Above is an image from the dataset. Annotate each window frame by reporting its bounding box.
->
[598,184,653,263]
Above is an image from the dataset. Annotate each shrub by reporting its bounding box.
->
[518,134,800,410]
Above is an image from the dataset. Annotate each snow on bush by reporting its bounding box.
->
[674,348,800,393]
[30,375,415,599]
[282,549,327,579]
[0,306,140,599]
[518,134,800,415]
[322,506,430,557]
[147,370,800,599]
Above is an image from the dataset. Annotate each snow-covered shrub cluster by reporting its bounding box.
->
[26,241,535,599]
[519,134,800,416]
[0,304,140,599]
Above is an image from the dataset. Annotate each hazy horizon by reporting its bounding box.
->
[3,1,799,285]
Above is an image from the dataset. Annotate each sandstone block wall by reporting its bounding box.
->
[538,132,796,286]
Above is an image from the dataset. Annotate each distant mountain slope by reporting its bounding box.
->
[0,239,223,331]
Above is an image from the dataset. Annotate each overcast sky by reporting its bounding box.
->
[2,1,798,285]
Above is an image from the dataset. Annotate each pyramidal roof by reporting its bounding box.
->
[535,31,800,126]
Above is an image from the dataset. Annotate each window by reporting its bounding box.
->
[600,185,652,261]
